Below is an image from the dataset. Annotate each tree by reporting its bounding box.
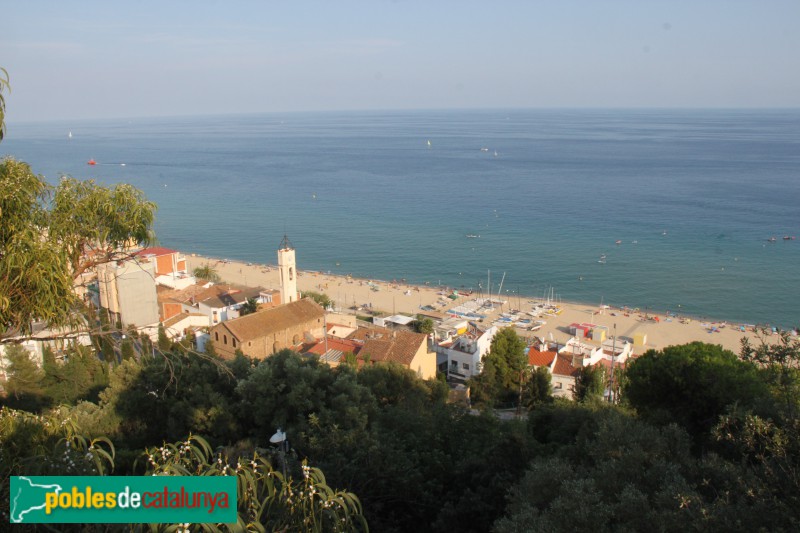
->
[741,331,800,419]
[624,342,770,442]
[120,337,135,361]
[192,262,220,282]
[523,366,553,408]
[0,158,156,342]
[303,290,332,309]
[469,327,528,407]
[2,344,47,410]
[239,297,259,316]
[413,317,434,335]
[157,323,171,351]
[574,364,605,404]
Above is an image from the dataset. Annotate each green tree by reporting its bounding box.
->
[741,331,800,419]
[523,366,553,408]
[0,158,156,342]
[574,364,606,404]
[413,317,434,334]
[192,262,220,282]
[45,344,109,404]
[303,290,332,309]
[98,351,241,448]
[2,345,47,410]
[239,297,259,316]
[469,327,527,407]
[624,342,770,442]
[157,323,171,351]
[120,337,135,361]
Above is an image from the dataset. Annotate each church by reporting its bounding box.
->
[209,236,325,360]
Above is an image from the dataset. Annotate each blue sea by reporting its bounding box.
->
[3,109,799,328]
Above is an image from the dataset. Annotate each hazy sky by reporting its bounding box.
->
[3,0,799,122]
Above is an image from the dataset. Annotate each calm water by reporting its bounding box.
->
[4,109,799,327]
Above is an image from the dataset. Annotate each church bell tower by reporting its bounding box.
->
[277,235,298,304]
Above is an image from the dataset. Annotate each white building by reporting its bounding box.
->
[97,258,159,328]
[436,325,498,381]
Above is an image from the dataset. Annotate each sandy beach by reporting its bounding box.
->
[186,254,773,355]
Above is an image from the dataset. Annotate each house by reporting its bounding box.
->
[551,353,582,398]
[209,298,325,360]
[157,281,280,326]
[527,342,581,399]
[349,327,437,379]
[196,285,278,326]
[140,312,209,344]
[132,247,193,288]
[435,325,498,380]
[305,337,363,367]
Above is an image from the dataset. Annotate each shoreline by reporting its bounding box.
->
[185,253,785,355]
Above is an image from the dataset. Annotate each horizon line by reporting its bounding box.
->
[8,105,800,126]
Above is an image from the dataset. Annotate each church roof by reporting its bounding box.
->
[217,297,324,342]
[278,234,294,250]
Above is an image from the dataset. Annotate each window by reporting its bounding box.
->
[215,332,219,342]
[289,267,294,281]
[223,334,228,345]
[554,382,563,389]
[462,363,470,370]
[232,338,237,348]
[450,361,458,369]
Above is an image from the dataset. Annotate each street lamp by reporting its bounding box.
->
[270,428,289,478]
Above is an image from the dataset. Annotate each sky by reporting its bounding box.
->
[3,0,799,122]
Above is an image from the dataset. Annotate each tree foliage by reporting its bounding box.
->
[0,158,156,341]
[523,365,553,408]
[304,290,332,309]
[192,262,220,282]
[239,297,259,316]
[469,327,527,407]
[412,317,434,334]
[624,342,770,442]
[574,364,606,404]
[741,331,800,418]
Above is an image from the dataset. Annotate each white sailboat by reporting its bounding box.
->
[68,131,72,139]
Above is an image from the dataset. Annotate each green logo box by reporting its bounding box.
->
[10,476,237,524]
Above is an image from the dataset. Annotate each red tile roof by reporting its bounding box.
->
[306,338,362,356]
[135,247,178,257]
[357,329,428,366]
[528,348,557,367]
[552,354,582,378]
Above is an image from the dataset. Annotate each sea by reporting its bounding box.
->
[3,109,799,328]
